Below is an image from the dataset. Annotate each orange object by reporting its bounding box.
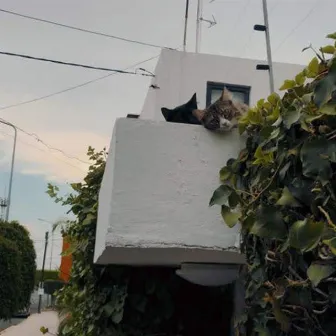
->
[59,236,72,282]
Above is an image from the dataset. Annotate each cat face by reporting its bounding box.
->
[200,88,248,132]
[161,93,201,125]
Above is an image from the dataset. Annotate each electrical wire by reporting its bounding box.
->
[0,129,86,172]
[0,55,160,112]
[0,51,155,76]
[0,54,160,166]
[0,117,91,165]
[273,0,319,53]
[0,8,174,50]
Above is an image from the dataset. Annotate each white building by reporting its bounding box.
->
[94,50,303,279]
[140,49,304,121]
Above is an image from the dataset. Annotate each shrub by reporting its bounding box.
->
[35,270,60,286]
[0,236,21,319]
[44,280,65,296]
[0,220,36,312]
[211,35,336,335]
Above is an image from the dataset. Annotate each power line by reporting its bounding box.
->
[0,54,160,167]
[0,51,155,76]
[273,0,319,53]
[0,55,160,112]
[0,117,91,165]
[0,8,174,50]
[0,129,86,173]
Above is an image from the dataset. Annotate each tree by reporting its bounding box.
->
[211,35,336,335]
[0,220,36,319]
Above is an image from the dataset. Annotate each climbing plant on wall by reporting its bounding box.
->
[210,34,336,335]
[48,146,234,336]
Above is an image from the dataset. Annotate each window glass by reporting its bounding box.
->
[210,89,246,104]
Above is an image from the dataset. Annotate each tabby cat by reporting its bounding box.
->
[161,93,201,125]
[193,88,249,132]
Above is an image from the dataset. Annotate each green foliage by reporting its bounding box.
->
[0,221,36,319]
[211,35,336,335]
[35,270,60,286]
[0,236,21,319]
[44,280,65,296]
[49,147,233,336]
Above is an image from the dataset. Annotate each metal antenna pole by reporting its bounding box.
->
[0,120,17,221]
[196,0,203,53]
[183,0,190,52]
[262,0,275,93]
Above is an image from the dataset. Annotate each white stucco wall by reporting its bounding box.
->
[94,118,245,266]
[140,50,304,121]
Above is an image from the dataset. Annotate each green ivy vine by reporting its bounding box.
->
[210,34,336,335]
[48,147,232,336]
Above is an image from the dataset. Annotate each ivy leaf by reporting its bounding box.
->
[251,206,287,240]
[276,187,301,207]
[253,146,274,166]
[319,103,336,115]
[279,80,296,91]
[219,167,231,182]
[326,32,336,39]
[295,72,306,86]
[307,57,319,78]
[209,185,232,206]
[313,61,336,107]
[320,45,336,54]
[221,205,240,228]
[302,93,313,104]
[266,105,280,123]
[288,219,324,252]
[282,107,301,129]
[307,263,336,286]
[300,138,333,180]
[267,92,280,106]
[323,237,336,255]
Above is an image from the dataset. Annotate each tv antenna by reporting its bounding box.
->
[200,15,217,28]
[196,0,217,53]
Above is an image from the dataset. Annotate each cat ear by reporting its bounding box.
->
[187,93,198,109]
[221,87,233,101]
[161,107,172,121]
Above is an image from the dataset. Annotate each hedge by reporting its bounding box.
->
[0,220,36,316]
[0,236,21,319]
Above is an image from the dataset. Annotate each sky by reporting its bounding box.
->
[0,0,335,268]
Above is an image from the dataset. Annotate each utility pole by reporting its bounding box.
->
[183,0,189,52]
[38,218,54,270]
[0,119,17,221]
[38,231,49,314]
[254,0,275,94]
[195,0,203,53]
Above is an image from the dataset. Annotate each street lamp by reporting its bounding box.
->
[0,119,17,221]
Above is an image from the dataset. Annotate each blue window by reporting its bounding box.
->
[206,82,251,107]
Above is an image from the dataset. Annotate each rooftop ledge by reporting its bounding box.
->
[94,118,246,267]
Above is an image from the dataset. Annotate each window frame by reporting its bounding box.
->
[206,81,251,107]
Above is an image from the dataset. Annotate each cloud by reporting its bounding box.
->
[0,128,110,183]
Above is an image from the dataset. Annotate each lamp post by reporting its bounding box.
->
[0,119,17,221]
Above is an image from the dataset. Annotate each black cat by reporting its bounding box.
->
[161,93,201,125]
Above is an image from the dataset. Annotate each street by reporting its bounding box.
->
[0,291,49,332]
[0,311,58,336]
